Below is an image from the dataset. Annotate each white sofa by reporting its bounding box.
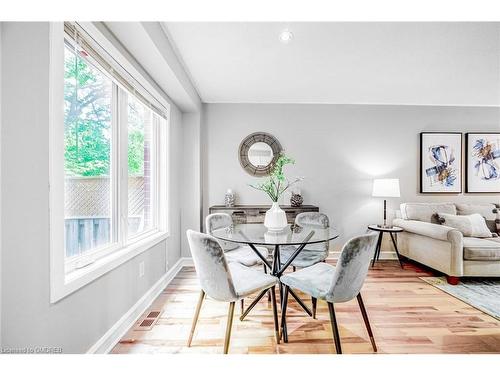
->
[393,202,500,284]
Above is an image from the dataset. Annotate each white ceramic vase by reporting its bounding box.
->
[264,202,288,232]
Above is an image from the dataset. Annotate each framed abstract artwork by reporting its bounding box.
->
[466,132,500,193]
[420,132,462,193]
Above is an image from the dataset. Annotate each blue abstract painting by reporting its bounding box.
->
[421,133,462,193]
[467,133,500,192]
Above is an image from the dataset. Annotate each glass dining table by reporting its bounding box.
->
[212,223,339,334]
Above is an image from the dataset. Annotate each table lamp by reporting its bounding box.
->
[372,178,400,228]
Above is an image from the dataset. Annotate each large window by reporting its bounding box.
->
[64,45,114,262]
[62,36,167,272]
[127,96,155,238]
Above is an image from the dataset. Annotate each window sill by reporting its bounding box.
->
[51,231,169,303]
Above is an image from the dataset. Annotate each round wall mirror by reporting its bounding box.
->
[248,142,274,167]
[239,132,282,176]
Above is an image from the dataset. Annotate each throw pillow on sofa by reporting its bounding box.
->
[494,204,500,235]
[437,213,493,238]
[455,203,498,234]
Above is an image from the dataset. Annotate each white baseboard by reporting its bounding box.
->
[330,251,397,260]
[87,257,190,354]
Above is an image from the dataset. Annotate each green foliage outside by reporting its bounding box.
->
[64,47,145,177]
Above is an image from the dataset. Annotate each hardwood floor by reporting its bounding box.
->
[111,260,500,354]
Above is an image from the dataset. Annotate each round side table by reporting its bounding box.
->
[367,225,404,268]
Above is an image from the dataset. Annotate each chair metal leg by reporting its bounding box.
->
[292,266,296,272]
[223,302,236,354]
[270,286,280,344]
[312,297,317,319]
[280,285,290,343]
[356,293,377,352]
[187,289,205,347]
[240,299,244,315]
[240,288,268,321]
[327,302,342,354]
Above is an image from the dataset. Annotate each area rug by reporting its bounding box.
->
[420,276,500,321]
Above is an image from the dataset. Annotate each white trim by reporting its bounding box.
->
[330,251,397,260]
[0,22,3,348]
[201,101,500,108]
[49,22,66,303]
[87,257,191,354]
[53,231,169,303]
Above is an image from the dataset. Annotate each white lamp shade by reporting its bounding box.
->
[372,178,400,198]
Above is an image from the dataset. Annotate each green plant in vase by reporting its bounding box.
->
[250,152,302,231]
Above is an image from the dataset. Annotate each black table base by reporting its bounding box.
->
[371,231,404,268]
[241,233,316,341]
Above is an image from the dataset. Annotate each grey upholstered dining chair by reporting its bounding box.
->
[186,230,280,354]
[280,232,379,354]
[279,212,330,272]
[206,213,269,267]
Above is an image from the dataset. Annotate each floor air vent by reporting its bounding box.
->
[134,310,162,331]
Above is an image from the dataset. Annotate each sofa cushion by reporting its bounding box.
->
[463,237,500,261]
[437,213,492,238]
[400,203,456,223]
[455,203,498,234]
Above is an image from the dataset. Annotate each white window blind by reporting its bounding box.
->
[64,21,169,121]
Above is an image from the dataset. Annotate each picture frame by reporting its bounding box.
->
[420,132,463,194]
[465,132,500,193]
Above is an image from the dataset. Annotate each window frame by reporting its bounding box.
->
[50,23,170,303]
[63,44,119,271]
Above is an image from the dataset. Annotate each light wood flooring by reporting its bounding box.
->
[111,260,500,354]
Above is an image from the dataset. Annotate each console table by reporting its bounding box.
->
[209,204,319,224]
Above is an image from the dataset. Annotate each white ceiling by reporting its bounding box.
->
[103,22,201,112]
[164,22,500,106]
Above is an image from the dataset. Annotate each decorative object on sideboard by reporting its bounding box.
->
[224,189,236,207]
[239,132,283,177]
[420,132,462,193]
[249,152,302,231]
[290,188,303,207]
[372,178,400,228]
[208,204,319,225]
[465,133,500,193]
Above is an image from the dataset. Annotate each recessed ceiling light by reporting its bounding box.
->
[279,29,294,44]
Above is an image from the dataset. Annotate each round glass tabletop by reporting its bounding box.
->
[212,223,339,246]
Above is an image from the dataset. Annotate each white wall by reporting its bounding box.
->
[204,103,500,251]
[181,112,203,257]
[0,22,184,352]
